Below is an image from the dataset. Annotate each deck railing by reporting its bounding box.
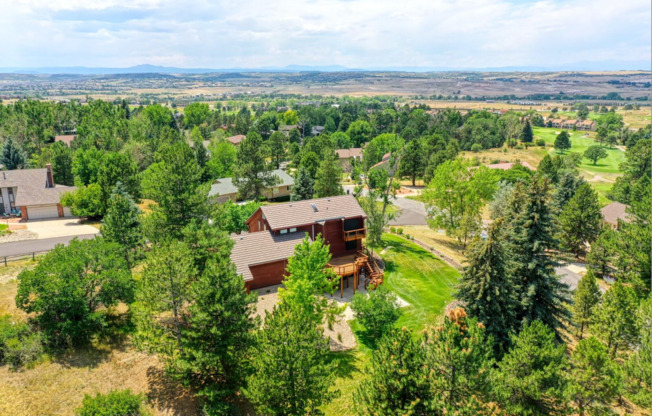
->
[343,228,366,241]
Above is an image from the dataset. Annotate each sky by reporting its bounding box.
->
[1,0,650,70]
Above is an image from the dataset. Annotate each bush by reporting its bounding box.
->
[514,145,524,150]
[536,139,546,147]
[470,143,483,153]
[351,285,402,343]
[397,228,403,235]
[76,390,148,416]
[389,226,396,234]
[0,315,43,369]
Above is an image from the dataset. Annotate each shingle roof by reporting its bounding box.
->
[271,169,294,188]
[601,202,630,225]
[226,134,246,145]
[335,148,363,159]
[0,168,74,206]
[230,231,305,281]
[252,195,366,230]
[55,135,75,146]
[209,169,294,198]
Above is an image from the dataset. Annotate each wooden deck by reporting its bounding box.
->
[328,250,383,297]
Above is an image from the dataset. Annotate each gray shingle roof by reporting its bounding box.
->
[601,202,630,225]
[230,231,305,281]
[253,195,366,230]
[0,168,74,206]
[209,170,294,198]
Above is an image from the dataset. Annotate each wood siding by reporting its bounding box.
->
[246,260,289,290]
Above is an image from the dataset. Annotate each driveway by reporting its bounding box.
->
[556,262,592,292]
[390,196,428,226]
[25,218,100,239]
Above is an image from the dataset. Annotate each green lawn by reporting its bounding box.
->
[321,233,460,416]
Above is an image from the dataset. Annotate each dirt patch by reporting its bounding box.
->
[0,229,37,244]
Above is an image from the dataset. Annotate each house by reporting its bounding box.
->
[548,118,564,128]
[278,125,298,137]
[209,169,295,203]
[226,134,246,146]
[576,120,595,131]
[601,202,630,229]
[311,125,325,136]
[231,195,382,293]
[0,164,75,220]
[334,148,363,172]
[370,152,392,170]
[54,135,76,146]
[486,161,536,171]
[561,119,577,129]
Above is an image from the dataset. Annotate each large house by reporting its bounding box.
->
[231,195,382,294]
[0,164,75,220]
[601,201,630,229]
[209,169,295,203]
[335,148,363,172]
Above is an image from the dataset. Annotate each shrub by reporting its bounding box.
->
[397,228,403,235]
[490,159,501,164]
[514,145,524,150]
[470,143,483,153]
[4,332,44,369]
[76,390,148,416]
[351,285,402,343]
[536,139,546,147]
[389,226,396,234]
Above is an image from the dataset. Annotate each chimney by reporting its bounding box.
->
[45,163,54,188]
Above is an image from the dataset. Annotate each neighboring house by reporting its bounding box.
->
[231,195,381,292]
[561,119,577,129]
[335,148,363,172]
[0,164,75,220]
[370,152,392,170]
[311,125,325,136]
[209,169,295,203]
[576,120,596,131]
[226,134,246,146]
[54,135,76,146]
[601,201,631,229]
[486,161,536,171]
[278,125,298,137]
[548,118,564,128]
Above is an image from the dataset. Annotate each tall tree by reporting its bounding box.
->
[572,271,601,339]
[206,140,237,179]
[314,151,344,198]
[398,138,425,186]
[50,141,74,185]
[0,137,28,169]
[583,145,607,165]
[233,131,277,200]
[183,102,210,129]
[623,298,652,407]
[290,166,314,201]
[592,282,639,358]
[558,183,602,256]
[16,238,134,347]
[268,131,288,169]
[456,219,518,353]
[586,228,616,279]
[520,120,533,143]
[553,130,571,153]
[246,304,337,416]
[101,182,143,266]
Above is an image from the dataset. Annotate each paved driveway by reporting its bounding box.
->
[389,196,428,226]
[25,218,100,239]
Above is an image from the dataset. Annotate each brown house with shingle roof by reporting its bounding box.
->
[231,195,382,293]
[335,148,363,172]
[0,164,75,220]
[55,135,76,146]
[601,201,631,229]
[226,134,246,146]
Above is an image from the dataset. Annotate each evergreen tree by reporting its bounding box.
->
[572,271,601,339]
[567,337,621,416]
[623,298,652,407]
[586,228,616,278]
[520,120,533,143]
[455,219,518,353]
[398,138,425,186]
[50,141,74,185]
[233,131,277,200]
[354,327,432,415]
[551,169,584,212]
[558,183,602,256]
[537,154,559,183]
[592,282,639,358]
[0,137,28,170]
[190,126,208,175]
[491,321,569,415]
[314,151,343,198]
[290,166,314,201]
[268,131,288,169]
[553,130,571,153]
[246,304,337,416]
[507,176,570,331]
[101,182,144,266]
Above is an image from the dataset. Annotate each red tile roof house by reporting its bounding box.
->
[0,164,75,220]
[230,195,383,295]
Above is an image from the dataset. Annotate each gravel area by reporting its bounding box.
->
[0,229,38,243]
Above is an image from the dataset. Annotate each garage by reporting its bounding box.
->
[26,204,60,220]
[63,207,73,217]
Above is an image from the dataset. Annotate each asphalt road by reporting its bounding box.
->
[389,197,428,226]
[0,234,96,257]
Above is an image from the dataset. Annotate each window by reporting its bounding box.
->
[258,220,261,230]
[287,185,292,191]
[289,227,297,233]
[280,229,288,235]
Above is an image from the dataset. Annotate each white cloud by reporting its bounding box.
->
[0,0,649,68]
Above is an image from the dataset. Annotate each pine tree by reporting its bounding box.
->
[551,170,584,212]
[586,228,616,278]
[623,298,652,407]
[268,131,288,169]
[456,219,518,353]
[568,337,621,416]
[507,176,571,332]
[51,141,74,185]
[538,154,559,183]
[101,182,144,266]
[0,137,28,170]
[314,151,343,197]
[520,120,533,143]
[354,327,432,415]
[246,304,337,415]
[233,131,277,200]
[592,282,639,358]
[491,321,569,415]
[398,138,425,186]
[558,182,602,256]
[290,166,314,201]
[554,130,571,153]
[572,271,601,339]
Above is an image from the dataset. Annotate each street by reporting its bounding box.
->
[0,234,97,257]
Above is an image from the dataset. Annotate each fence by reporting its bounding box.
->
[2,251,48,266]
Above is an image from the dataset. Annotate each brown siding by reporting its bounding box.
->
[247,260,289,290]
[322,218,361,257]
[57,203,64,217]
[247,209,269,233]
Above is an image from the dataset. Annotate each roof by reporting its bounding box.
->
[230,231,305,281]
[279,125,298,131]
[226,134,246,145]
[209,169,294,198]
[601,202,631,225]
[335,148,363,159]
[250,195,366,230]
[55,135,75,146]
[486,161,536,171]
[0,168,75,206]
[371,152,392,170]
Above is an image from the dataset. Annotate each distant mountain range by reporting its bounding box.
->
[0,61,649,75]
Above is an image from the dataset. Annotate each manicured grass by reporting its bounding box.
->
[378,234,460,332]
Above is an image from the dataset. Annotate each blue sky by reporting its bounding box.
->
[1,0,650,69]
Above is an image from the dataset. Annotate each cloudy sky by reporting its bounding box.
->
[1,0,650,69]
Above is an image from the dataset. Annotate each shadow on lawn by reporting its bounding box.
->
[146,366,199,416]
[327,349,361,380]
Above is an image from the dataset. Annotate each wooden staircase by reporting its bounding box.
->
[358,247,384,288]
